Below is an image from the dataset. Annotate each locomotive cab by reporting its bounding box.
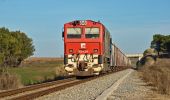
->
[63,20,105,76]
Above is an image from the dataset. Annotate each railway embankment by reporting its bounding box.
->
[101,70,170,100]
[103,70,154,100]
[37,69,133,100]
[140,58,170,96]
[37,67,170,100]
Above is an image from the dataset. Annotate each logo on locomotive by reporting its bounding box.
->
[81,43,86,49]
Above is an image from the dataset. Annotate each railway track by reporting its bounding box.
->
[0,67,127,100]
[0,77,76,100]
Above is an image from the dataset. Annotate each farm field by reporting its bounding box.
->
[7,57,65,85]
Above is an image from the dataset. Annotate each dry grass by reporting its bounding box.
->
[55,66,66,76]
[144,56,156,66]
[8,57,65,85]
[0,70,21,90]
[0,57,66,90]
[141,58,170,95]
[23,57,63,64]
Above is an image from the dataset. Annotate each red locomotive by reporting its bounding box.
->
[62,20,131,76]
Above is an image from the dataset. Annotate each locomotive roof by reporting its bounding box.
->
[64,20,103,26]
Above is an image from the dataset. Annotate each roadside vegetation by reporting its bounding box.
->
[8,57,66,86]
[0,27,66,90]
[0,27,35,90]
[139,34,170,95]
[0,57,66,90]
[141,59,170,94]
[151,34,170,56]
[0,69,21,90]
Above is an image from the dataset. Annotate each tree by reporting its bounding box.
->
[0,27,35,67]
[151,34,170,55]
[164,35,170,53]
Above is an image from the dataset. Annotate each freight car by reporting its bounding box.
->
[62,20,131,76]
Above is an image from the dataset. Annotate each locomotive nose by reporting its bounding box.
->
[66,42,100,54]
[78,61,87,71]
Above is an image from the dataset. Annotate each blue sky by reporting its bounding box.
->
[0,0,170,57]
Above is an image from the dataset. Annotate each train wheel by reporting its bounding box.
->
[110,66,115,71]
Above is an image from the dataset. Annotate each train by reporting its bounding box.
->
[62,20,131,76]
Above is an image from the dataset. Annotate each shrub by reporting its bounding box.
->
[0,69,22,90]
[143,48,157,56]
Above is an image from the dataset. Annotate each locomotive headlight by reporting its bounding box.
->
[69,49,73,53]
[93,49,98,53]
[80,20,86,25]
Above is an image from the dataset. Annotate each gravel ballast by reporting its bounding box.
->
[36,69,132,100]
[107,70,155,100]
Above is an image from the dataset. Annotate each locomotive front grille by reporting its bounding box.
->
[77,61,87,71]
[65,54,102,75]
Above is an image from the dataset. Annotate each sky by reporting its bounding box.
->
[0,0,170,57]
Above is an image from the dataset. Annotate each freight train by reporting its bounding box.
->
[62,20,131,76]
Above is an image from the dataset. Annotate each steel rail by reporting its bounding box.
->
[0,67,128,100]
[0,77,75,98]
[9,67,128,100]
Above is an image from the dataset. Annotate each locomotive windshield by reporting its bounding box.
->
[67,28,81,38]
[85,28,99,38]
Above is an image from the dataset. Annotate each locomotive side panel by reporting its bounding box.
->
[102,28,112,71]
[104,28,111,58]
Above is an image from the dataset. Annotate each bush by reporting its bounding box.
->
[0,69,21,90]
[0,27,35,67]
[144,56,155,66]
[143,48,157,56]
[55,66,67,76]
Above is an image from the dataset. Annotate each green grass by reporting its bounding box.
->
[7,61,64,85]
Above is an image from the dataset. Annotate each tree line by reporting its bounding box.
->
[151,34,170,56]
[0,27,35,67]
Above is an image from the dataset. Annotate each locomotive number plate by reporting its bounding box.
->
[78,50,88,53]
